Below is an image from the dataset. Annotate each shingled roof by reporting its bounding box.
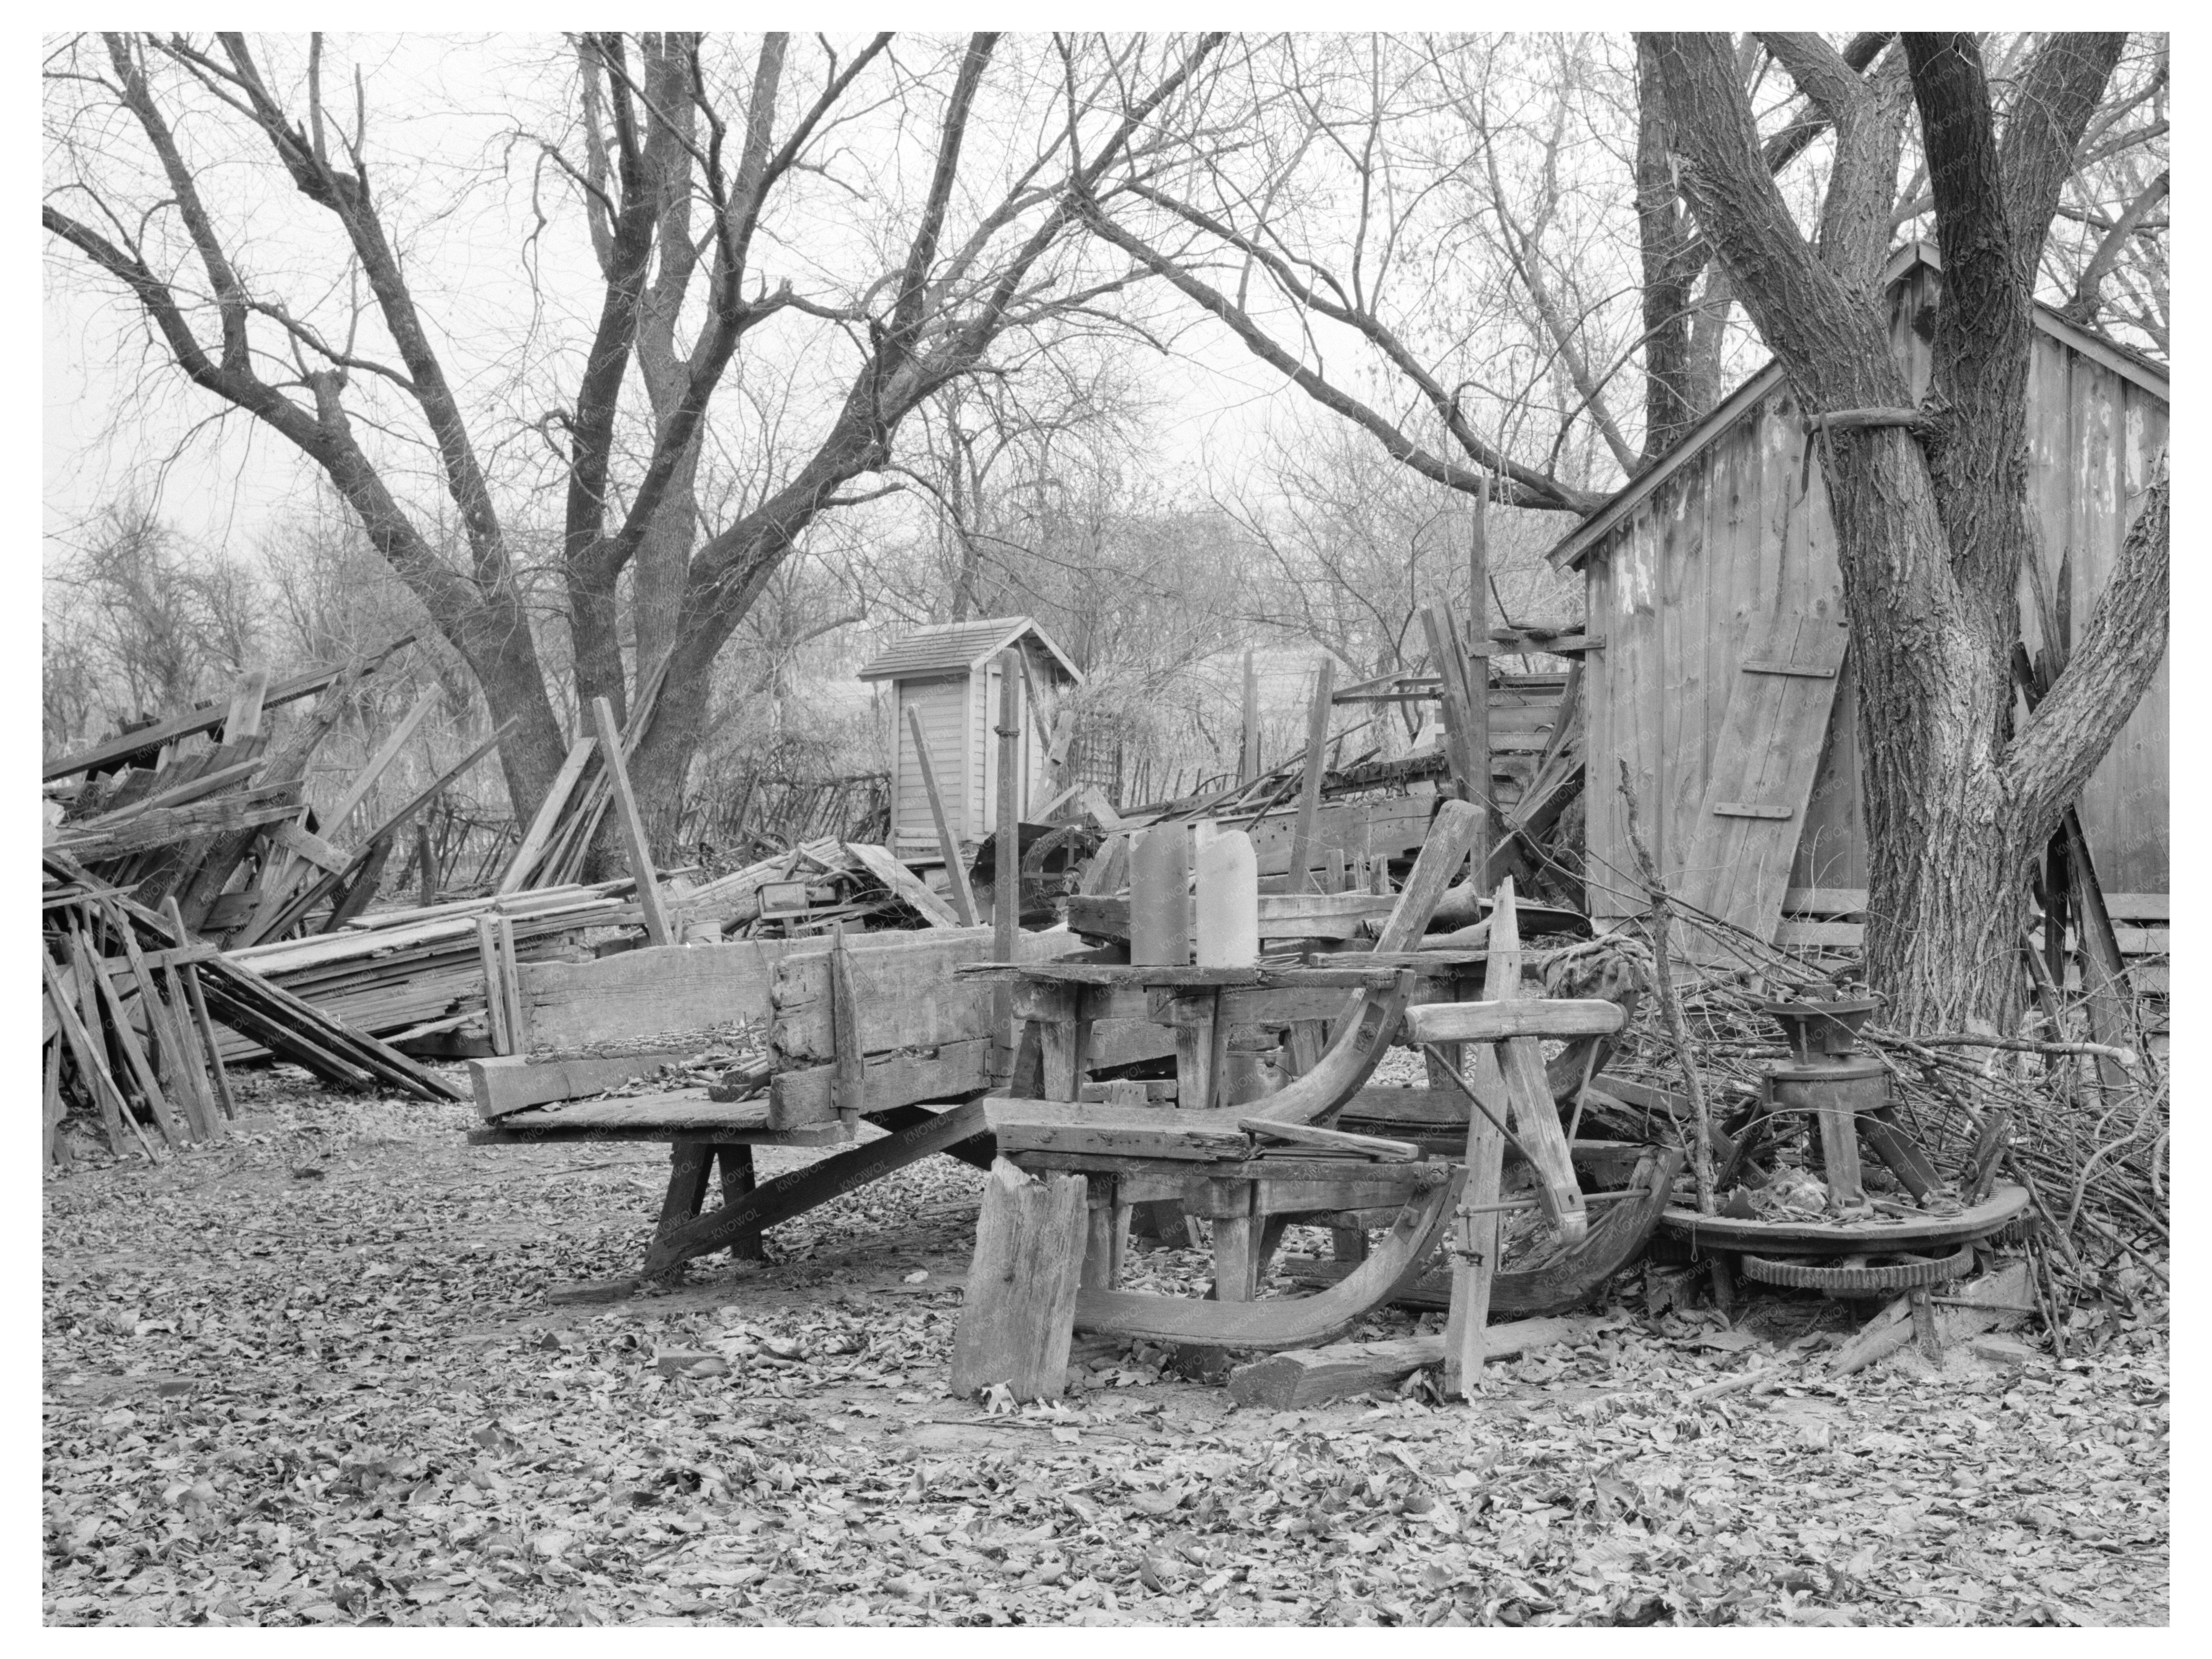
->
[856,616,1082,684]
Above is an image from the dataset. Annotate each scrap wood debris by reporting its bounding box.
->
[1577,905,2168,1352]
[42,1072,2167,1628]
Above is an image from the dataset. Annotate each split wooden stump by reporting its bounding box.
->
[950,1158,1089,1402]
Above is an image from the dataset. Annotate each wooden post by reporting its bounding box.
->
[495,914,527,1052]
[906,703,977,925]
[717,1145,765,1261]
[475,915,511,1055]
[589,695,672,946]
[950,1159,1089,1402]
[416,821,437,907]
[1283,657,1334,894]
[993,650,1023,939]
[1240,647,1261,783]
[829,923,863,1137]
[1466,477,1494,882]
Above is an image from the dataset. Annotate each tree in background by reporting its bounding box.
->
[45,30,1227,859]
[41,500,263,753]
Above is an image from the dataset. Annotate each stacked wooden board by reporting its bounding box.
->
[214,883,639,1060]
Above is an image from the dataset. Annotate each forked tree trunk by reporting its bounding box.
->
[1643,31,2161,1030]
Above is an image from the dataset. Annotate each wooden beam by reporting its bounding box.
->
[467,1051,670,1120]
[589,695,672,947]
[906,703,977,924]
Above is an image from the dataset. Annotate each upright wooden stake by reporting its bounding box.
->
[476,915,512,1056]
[993,649,1023,937]
[993,652,1023,1070]
[829,922,863,1137]
[906,704,977,925]
[1283,658,1335,894]
[589,695,672,946]
[1240,648,1262,783]
[1466,477,1494,882]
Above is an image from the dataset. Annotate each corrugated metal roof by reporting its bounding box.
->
[1544,241,2171,573]
[856,616,1083,683]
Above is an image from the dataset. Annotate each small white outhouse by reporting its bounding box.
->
[858,617,1083,857]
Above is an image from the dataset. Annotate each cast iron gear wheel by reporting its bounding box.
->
[1738,1242,1976,1293]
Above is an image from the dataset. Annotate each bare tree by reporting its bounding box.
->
[44,30,1228,856]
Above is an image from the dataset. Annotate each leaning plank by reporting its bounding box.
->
[590,696,672,947]
[1224,1315,1609,1409]
[906,704,977,924]
[950,1159,1090,1402]
[496,736,596,895]
[844,840,963,928]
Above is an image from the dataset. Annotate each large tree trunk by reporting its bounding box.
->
[1641,31,2157,1030]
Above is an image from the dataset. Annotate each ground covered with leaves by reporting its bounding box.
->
[44,1068,2169,1627]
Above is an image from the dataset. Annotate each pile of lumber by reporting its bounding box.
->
[39,637,521,950]
[681,838,967,938]
[216,882,639,1060]
[40,853,462,1169]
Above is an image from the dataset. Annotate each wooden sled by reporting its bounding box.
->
[1071,1173,1458,1350]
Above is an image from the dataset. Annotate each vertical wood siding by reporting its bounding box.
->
[1584,277,2167,919]
[892,673,969,846]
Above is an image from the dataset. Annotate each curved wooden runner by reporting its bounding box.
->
[1071,1173,1457,1350]
[1281,1145,1684,1320]
[986,971,1416,1160]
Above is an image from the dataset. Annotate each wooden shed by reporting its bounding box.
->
[858,617,1083,857]
[1546,242,2169,958]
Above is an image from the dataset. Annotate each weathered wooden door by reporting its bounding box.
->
[1670,614,1851,964]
